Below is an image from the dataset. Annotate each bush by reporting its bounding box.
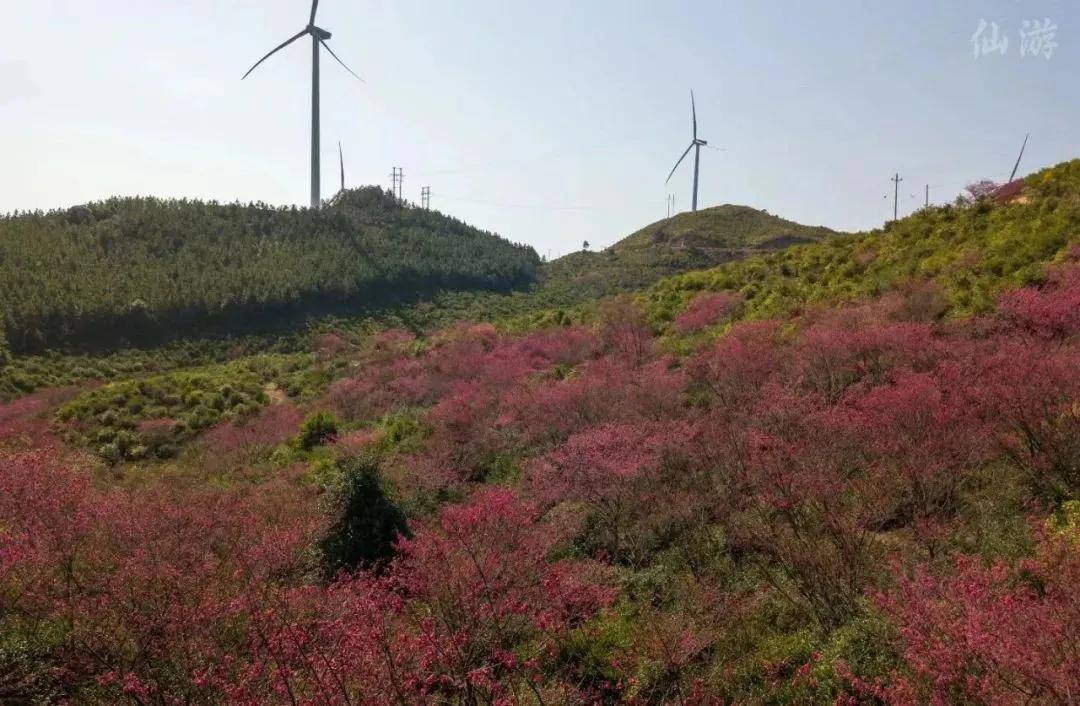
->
[0,326,9,369]
[294,410,339,451]
[319,454,409,576]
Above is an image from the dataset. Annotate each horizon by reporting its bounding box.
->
[4,1,1078,257]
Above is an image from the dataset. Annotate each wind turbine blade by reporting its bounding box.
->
[665,143,695,184]
[242,28,309,79]
[309,0,320,25]
[1008,132,1030,183]
[691,90,699,141]
[319,38,364,81]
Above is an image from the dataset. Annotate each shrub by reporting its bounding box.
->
[874,533,1080,704]
[295,410,339,451]
[319,454,410,576]
[0,326,9,369]
[998,263,1080,339]
[674,291,744,333]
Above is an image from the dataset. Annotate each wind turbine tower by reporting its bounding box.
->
[666,91,710,212]
[243,0,361,209]
[1008,133,1030,183]
[339,142,345,193]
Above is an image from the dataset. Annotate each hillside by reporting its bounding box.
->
[0,188,539,353]
[0,201,842,397]
[1,160,1078,703]
[540,204,839,301]
[389,204,842,330]
[642,160,1080,328]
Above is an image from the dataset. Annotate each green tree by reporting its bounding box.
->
[295,410,339,451]
[319,454,410,576]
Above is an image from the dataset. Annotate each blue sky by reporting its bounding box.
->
[2,1,1077,257]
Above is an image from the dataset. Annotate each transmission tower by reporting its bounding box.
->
[389,167,404,201]
[421,186,431,210]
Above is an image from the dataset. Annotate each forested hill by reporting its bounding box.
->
[0,188,539,353]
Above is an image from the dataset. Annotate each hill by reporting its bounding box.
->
[398,204,842,330]
[0,200,843,396]
[0,188,539,353]
[1,162,1077,702]
[539,204,839,302]
[642,160,1080,328]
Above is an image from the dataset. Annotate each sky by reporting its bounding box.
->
[2,1,1078,257]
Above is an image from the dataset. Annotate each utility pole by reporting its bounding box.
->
[925,184,929,208]
[891,172,903,221]
[421,186,431,210]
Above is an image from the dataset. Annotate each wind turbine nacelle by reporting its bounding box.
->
[309,26,332,40]
[695,139,708,146]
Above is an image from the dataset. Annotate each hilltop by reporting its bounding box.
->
[540,204,839,301]
[0,187,539,353]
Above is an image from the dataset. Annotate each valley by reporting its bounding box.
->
[1,161,1078,704]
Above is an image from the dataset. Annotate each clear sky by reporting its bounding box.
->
[3,1,1077,257]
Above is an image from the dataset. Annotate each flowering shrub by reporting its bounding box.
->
[796,319,941,401]
[227,488,615,704]
[674,291,744,333]
[0,446,320,702]
[4,249,1080,701]
[201,403,302,468]
[874,534,1080,704]
[998,263,1080,339]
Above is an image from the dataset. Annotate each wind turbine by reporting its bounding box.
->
[1008,133,1030,183]
[242,0,361,209]
[339,141,345,193]
[666,91,709,212]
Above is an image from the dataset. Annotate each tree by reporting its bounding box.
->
[0,323,8,369]
[319,454,409,576]
[961,179,1000,203]
[294,410,339,451]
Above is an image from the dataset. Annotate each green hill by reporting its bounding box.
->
[644,159,1080,326]
[0,188,539,353]
[539,205,839,301]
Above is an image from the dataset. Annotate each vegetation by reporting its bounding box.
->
[0,201,837,398]
[0,160,1078,703]
[3,263,1078,702]
[294,410,340,451]
[644,160,1080,327]
[539,205,838,302]
[319,454,410,576]
[0,187,539,353]
[54,353,324,462]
